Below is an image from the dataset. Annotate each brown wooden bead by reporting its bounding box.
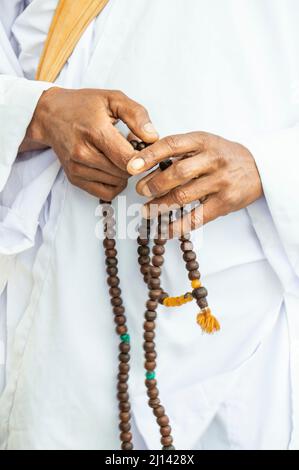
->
[148,398,161,408]
[145,379,157,388]
[188,270,200,280]
[119,363,130,373]
[179,233,191,241]
[145,351,157,361]
[192,287,208,299]
[146,300,158,311]
[119,401,131,412]
[152,255,164,267]
[103,239,115,249]
[105,248,117,258]
[106,266,118,276]
[186,260,199,271]
[137,236,149,246]
[149,278,160,289]
[119,343,130,353]
[117,382,128,392]
[150,266,161,278]
[149,290,161,300]
[153,245,165,255]
[111,297,123,307]
[145,310,157,321]
[144,321,155,331]
[119,353,130,363]
[159,292,169,304]
[117,392,129,402]
[121,442,133,450]
[183,251,196,262]
[120,431,132,443]
[144,331,155,341]
[140,264,150,275]
[118,373,128,382]
[138,255,150,265]
[119,411,131,422]
[107,276,119,287]
[116,325,127,335]
[137,141,146,151]
[114,315,126,326]
[145,361,156,371]
[109,287,121,297]
[138,246,150,256]
[180,241,193,252]
[157,415,169,426]
[144,341,155,352]
[105,228,116,238]
[119,422,131,432]
[153,406,165,417]
[197,297,208,309]
[113,306,125,315]
[160,425,172,437]
[147,387,159,399]
[154,238,167,245]
[106,257,118,266]
[161,436,173,446]
[144,275,150,284]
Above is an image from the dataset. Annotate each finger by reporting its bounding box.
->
[135,167,161,195]
[69,162,128,186]
[92,123,138,171]
[142,176,217,219]
[109,91,159,143]
[127,132,140,143]
[138,152,213,197]
[169,205,204,238]
[73,144,129,178]
[71,177,127,200]
[127,132,207,175]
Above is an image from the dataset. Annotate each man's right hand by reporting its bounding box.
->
[20,87,158,200]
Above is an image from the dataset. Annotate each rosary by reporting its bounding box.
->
[100,141,220,451]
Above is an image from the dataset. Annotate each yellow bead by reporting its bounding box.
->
[191,279,201,289]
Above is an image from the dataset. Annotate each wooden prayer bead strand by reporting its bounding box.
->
[102,201,133,451]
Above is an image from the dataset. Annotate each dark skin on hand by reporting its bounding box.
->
[20,87,159,200]
[127,132,263,237]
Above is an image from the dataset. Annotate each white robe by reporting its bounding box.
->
[0,0,298,450]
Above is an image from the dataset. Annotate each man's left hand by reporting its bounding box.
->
[127,132,263,236]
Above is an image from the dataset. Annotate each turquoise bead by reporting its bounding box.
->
[120,333,130,344]
[146,371,156,380]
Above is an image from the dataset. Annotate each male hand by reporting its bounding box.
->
[127,132,263,236]
[21,87,158,200]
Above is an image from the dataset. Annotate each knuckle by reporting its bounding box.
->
[111,89,126,101]
[164,135,179,153]
[72,143,86,162]
[172,187,188,206]
[174,161,190,180]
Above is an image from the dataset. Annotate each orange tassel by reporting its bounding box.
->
[196,308,220,334]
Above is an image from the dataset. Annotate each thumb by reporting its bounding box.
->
[110,91,159,143]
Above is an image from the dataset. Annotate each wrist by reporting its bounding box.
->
[25,86,61,146]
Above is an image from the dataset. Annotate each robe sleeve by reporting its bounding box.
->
[0,74,53,190]
[0,75,61,259]
[246,125,299,288]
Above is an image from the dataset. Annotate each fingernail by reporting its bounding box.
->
[130,158,145,171]
[143,122,158,135]
[140,184,151,197]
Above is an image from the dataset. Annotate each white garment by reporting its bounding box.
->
[0,0,298,450]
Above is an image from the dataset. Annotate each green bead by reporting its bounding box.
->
[120,333,130,344]
[146,371,156,380]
